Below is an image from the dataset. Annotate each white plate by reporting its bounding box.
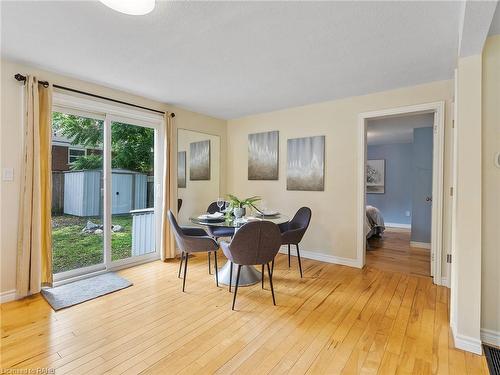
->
[198,212,224,220]
[262,210,279,216]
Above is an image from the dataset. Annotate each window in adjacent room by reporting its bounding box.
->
[68,147,86,164]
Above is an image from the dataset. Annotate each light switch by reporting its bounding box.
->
[2,168,14,181]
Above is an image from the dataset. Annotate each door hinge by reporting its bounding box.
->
[447,254,452,263]
[450,187,454,196]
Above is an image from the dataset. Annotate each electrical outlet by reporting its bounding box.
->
[2,168,14,181]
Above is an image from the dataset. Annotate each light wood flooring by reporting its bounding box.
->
[367,228,431,278]
[1,253,488,374]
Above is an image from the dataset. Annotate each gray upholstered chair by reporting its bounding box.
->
[220,221,282,310]
[167,210,219,292]
[278,207,312,278]
[206,201,235,239]
[206,202,235,273]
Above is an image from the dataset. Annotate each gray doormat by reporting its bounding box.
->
[41,272,133,310]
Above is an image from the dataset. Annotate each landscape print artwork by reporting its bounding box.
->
[190,140,210,180]
[248,130,279,180]
[366,159,385,194]
[177,151,186,188]
[287,136,325,191]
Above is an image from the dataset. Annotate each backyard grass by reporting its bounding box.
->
[52,215,133,274]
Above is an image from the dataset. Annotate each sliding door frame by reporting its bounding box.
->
[52,92,164,285]
[105,114,163,271]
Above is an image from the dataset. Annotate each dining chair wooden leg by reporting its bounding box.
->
[208,252,211,275]
[267,262,276,306]
[261,264,265,289]
[178,252,184,279]
[288,244,291,268]
[232,265,242,310]
[214,251,219,287]
[182,252,189,292]
[229,261,233,292]
[296,244,303,278]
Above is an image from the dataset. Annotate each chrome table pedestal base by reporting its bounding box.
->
[216,261,261,286]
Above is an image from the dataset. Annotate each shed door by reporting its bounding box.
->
[112,174,133,214]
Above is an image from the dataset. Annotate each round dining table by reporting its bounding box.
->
[189,214,290,286]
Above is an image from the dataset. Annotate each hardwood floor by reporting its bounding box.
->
[1,253,487,374]
[367,228,431,277]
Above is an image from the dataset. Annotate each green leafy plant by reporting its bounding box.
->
[226,194,261,209]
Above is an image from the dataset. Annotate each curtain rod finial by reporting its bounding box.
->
[171,113,176,118]
[14,73,27,83]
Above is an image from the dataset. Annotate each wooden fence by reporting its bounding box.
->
[52,171,64,215]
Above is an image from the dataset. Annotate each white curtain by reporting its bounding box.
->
[16,76,53,297]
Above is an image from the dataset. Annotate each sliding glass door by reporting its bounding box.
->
[51,111,106,277]
[51,98,163,282]
[109,120,157,266]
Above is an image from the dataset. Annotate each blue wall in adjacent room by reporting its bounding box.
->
[367,143,413,225]
[410,127,433,243]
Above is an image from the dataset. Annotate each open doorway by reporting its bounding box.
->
[365,113,434,277]
[357,102,445,285]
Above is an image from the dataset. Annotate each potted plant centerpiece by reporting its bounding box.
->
[226,194,261,219]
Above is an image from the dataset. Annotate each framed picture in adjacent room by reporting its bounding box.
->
[366,159,385,194]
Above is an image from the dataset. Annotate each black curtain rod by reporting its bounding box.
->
[14,73,174,117]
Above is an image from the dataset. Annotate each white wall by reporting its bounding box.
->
[177,129,221,225]
[451,54,483,354]
[0,59,227,298]
[227,80,454,271]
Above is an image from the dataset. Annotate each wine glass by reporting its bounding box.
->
[260,200,268,217]
[216,197,224,212]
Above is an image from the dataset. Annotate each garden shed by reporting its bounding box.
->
[63,169,148,216]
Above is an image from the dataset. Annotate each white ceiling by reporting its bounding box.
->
[367,113,434,146]
[1,1,463,119]
[489,2,500,36]
[458,0,499,57]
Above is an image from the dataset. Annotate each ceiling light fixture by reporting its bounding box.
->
[99,0,155,15]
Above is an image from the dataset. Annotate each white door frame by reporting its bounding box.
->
[356,101,445,285]
[450,70,458,330]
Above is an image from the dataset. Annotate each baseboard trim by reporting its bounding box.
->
[0,289,17,304]
[410,241,431,249]
[278,246,360,268]
[441,277,449,288]
[452,328,483,355]
[385,222,411,229]
[481,328,500,347]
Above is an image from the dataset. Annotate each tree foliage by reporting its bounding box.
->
[69,154,103,170]
[53,112,154,174]
[53,112,103,148]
